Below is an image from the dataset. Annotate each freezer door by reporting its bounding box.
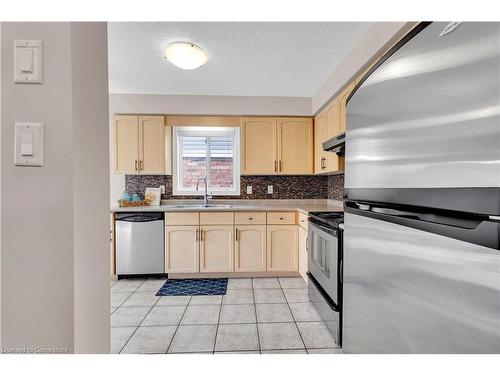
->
[342,211,500,353]
[345,22,500,214]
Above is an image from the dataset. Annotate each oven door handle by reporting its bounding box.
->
[307,272,339,311]
[308,219,338,237]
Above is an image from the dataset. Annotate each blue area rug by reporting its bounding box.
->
[155,278,228,296]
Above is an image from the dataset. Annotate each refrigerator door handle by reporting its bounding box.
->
[345,201,500,250]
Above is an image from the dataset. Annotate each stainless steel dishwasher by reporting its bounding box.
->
[115,212,164,276]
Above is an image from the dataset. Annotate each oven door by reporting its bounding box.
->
[308,219,339,305]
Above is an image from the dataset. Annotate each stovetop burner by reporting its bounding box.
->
[308,211,344,229]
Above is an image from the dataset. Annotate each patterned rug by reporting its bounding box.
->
[155,278,228,296]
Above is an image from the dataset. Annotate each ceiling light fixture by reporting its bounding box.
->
[164,42,207,70]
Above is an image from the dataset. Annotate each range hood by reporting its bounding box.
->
[323,132,345,156]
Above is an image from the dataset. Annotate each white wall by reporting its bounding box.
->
[71,22,110,354]
[312,22,417,114]
[1,22,109,353]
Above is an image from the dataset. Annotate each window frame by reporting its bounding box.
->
[172,126,241,196]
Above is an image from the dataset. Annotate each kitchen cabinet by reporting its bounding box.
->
[266,225,298,272]
[114,115,139,174]
[241,117,277,175]
[234,225,267,272]
[315,100,343,174]
[277,117,314,175]
[298,226,308,282]
[339,81,356,134]
[200,226,234,272]
[241,117,314,175]
[165,226,199,273]
[113,115,167,175]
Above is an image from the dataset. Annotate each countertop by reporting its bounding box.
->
[111,199,343,215]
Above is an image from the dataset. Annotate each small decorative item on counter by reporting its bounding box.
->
[131,194,141,202]
[145,188,161,206]
[121,191,132,202]
[117,196,152,207]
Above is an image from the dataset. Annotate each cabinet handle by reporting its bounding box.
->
[196,229,199,242]
[139,160,144,170]
[235,228,239,242]
[135,160,138,171]
[248,217,253,220]
[279,160,282,172]
[280,217,284,220]
[306,238,309,252]
[274,160,277,173]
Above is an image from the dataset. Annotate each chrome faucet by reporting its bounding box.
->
[196,176,211,206]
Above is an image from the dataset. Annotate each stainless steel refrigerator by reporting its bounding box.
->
[342,22,500,353]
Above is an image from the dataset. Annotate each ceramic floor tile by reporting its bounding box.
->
[219,304,256,324]
[278,277,307,289]
[168,325,217,353]
[262,349,307,354]
[252,278,280,289]
[189,295,223,305]
[181,304,220,325]
[111,327,136,354]
[216,351,260,354]
[227,278,252,290]
[222,289,254,304]
[297,322,339,349]
[121,291,159,307]
[256,303,293,323]
[136,279,167,292]
[283,288,309,303]
[288,303,322,322]
[258,323,305,350]
[121,326,176,354]
[111,279,145,292]
[111,306,150,327]
[215,324,259,352]
[254,289,286,304]
[141,305,186,326]
[111,292,132,307]
[111,307,117,315]
[156,296,191,306]
[307,348,343,354]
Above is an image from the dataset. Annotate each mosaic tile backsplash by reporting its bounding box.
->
[125,174,345,201]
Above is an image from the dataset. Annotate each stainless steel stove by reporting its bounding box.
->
[307,211,344,346]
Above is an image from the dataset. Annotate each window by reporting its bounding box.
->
[173,126,240,196]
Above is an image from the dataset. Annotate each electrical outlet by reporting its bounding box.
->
[159,185,165,194]
[267,185,273,194]
[246,186,252,194]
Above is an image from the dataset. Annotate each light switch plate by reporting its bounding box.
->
[14,40,43,84]
[15,122,44,167]
[246,186,252,194]
[267,185,273,194]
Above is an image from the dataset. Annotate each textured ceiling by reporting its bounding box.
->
[108,22,371,97]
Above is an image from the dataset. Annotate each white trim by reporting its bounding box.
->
[172,126,241,196]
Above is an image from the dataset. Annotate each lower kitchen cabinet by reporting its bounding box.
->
[165,226,199,273]
[266,225,298,272]
[234,225,267,272]
[298,226,308,282]
[200,226,234,273]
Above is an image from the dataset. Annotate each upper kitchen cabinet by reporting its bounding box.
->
[241,116,314,175]
[114,115,139,174]
[339,81,356,133]
[314,99,344,174]
[114,114,170,175]
[277,117,314,175]
[241,117,277,175]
